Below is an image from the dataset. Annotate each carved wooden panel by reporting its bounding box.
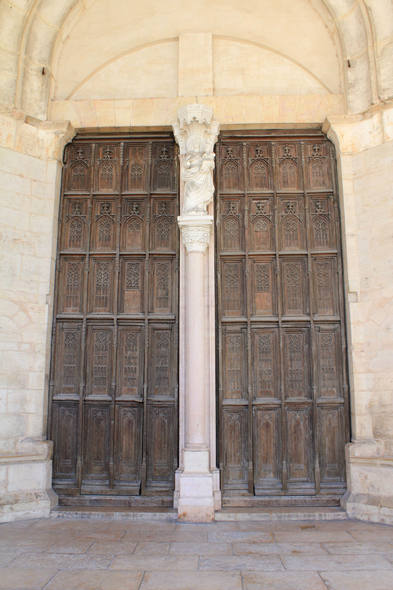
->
[284,329,311,399]
[313,257,338,316]
[54,322,82,397]
[281,258,309,316]
[89,257,115,314]
[279,197,306,251]
[91,199,117,251]
[117,328,144,399]
[123,144,148,192]
[319,406,345,484]
[52,403,78,482]
[220,199,243,251]
[64,144,92,193]
[251,258,276,316]
[83,405,110,488]
[223,407,249,489]
[146,405,174,489]
[223,329,247,400]
[217,131,348,503]
[286,407,313,485]
[119,258,144,314]
[51,134,179,500]
[122,199,145,251]
[114,404,142,491]
[62,198,88,251]
[221,259,245,317]
[149,326,174,398]
[250,199,274,252]
[150,198,176,252]
[94,144,120,192]
[253,408,281,492]
[252,330,279,399]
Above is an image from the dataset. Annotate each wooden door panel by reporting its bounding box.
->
[251,258,276,316]
[252,329,280,400]
[217,131,349,503]
[146,404,175,491]
[54,322,82,397]
[82,405,110,491]
[223,407,249,489]
[223,328,247,400]
[319,406,345,485]
[61,197,89,251]
[114,403,142,492]
[117,327,144,399]
[253,407,282,493]
[52,403,78,483]
[50,134,179,502]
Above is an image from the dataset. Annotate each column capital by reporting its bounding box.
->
[173,104,219,156]
[178,215,213,253]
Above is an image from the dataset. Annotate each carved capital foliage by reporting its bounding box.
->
[178,215,213,253]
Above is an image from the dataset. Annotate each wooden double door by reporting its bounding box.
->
[50,129,349,506]
[50,134,179,501]
[216,130,349,504]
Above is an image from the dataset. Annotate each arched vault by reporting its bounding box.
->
[0,0,392,120]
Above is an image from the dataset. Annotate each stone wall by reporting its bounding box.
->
[325,107,393,523]
[0,109,72,521]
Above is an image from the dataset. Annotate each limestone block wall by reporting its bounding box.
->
[0,108,72,522]
[325,106,393,523]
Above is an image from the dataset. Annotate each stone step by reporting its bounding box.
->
[51,506,178,521]
[215,506,348,521]
[52,505,348,522]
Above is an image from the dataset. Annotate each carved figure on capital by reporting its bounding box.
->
[182,135,215,215]
[173,103,219,218]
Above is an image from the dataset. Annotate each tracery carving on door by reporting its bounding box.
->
[49,134,179,503]
[216,131,349,505]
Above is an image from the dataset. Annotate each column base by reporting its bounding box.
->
[175,450,216,522]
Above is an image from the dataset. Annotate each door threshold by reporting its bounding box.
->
[215,506,347,521]
[51,506,177,521]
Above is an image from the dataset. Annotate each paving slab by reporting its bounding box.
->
[45,570,143,590]
[123,530,208,543]
[199,555,284,571]
[110,555,198,570]
[0,568,58,590]
[207,531,274,543]
[233,541,328,555]
[273,530,356,543]
[320,570,393,590]
[134,542,170,555]
[170,542,232,555]
[87,541,138,554]
[282,553,393,571]
[323,541,393,556]
[242,571,328,590]
[10,552,113,570]
[140,570,243,590]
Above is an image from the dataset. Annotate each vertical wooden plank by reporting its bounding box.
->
[272,141,287,494]
[243,142,254,494]
[78,142,94,491]
[301,141,319,493]
[141,141,152,494]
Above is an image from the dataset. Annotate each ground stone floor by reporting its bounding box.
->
[1,514,393,589]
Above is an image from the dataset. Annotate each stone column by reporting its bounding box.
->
[173,104,220,522]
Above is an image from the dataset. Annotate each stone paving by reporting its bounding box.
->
[1,517,393,589]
